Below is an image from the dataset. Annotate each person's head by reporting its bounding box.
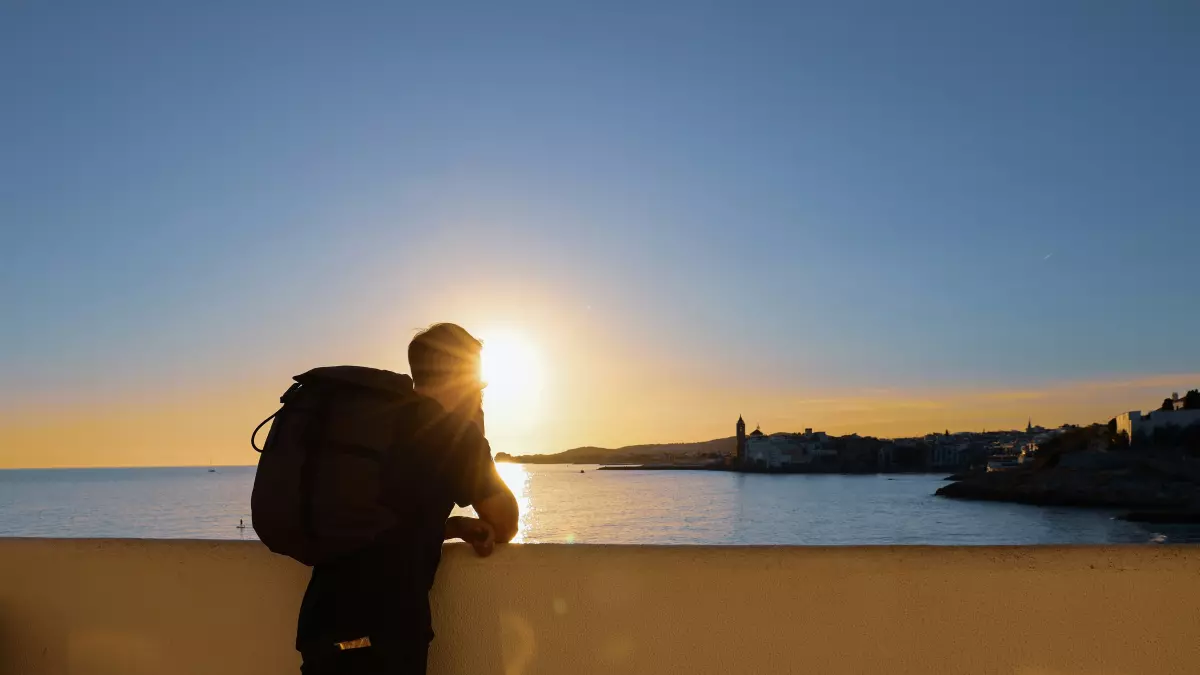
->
[408,323,483,408]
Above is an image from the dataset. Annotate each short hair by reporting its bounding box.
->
[408,323,482,387]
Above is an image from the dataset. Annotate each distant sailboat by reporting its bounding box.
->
[236,518,246,530]
[208,459,216,473]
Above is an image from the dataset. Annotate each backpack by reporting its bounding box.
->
[250,366,418,566]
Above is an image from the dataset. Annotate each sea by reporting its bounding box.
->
[2,464,1198,545]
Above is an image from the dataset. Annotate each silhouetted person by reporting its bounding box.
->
[295,323,519,675]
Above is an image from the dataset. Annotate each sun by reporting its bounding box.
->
[480,330,545,431]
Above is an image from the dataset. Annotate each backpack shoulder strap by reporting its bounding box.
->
[251,382,304,452]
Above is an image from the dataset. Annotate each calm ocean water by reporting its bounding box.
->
[2,464,1197,544]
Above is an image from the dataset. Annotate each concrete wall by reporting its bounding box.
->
[2,539,1199,675]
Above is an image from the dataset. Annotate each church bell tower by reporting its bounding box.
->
[736,415,746,464]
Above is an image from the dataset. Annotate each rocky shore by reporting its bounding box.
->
[935,455,1200,511]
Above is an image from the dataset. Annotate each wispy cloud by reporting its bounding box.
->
[976,390,1049,402]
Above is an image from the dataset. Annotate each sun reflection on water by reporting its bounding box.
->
[495,462,530,543]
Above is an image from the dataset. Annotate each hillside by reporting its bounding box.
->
[499,437,736,465]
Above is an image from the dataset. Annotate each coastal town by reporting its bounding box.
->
[730,414,1047,474]
[503,389,1200,473]
[500,389,1200,517]
[575,415,1072,474]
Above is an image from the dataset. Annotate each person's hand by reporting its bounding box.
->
[446,516,497,557]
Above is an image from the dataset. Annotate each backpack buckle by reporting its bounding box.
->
[280,382,303,404]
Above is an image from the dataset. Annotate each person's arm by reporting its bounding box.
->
[440,409,520,551]
[444,515,498,556]
[441,485,517,558]
[472,487,519,543]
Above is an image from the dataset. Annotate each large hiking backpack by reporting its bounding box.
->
[250,366,417,566]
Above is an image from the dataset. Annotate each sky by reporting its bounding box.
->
[2,1,1198,468]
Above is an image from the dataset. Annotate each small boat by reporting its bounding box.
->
[236,519,247,530]
[207,468,216,473]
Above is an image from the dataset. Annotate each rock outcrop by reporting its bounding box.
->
[936,455,1200,510]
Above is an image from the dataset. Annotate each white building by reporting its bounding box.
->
[930,443,970,469]
[1167,391,1200,411]
[1116,408,1200,445]
[742,425,836,469]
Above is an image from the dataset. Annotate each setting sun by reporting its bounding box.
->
[480,330,546,434]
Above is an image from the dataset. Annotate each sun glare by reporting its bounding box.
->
[480,330,545,432]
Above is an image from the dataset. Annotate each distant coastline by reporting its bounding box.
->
[501,391,1200,504]
[496,427,974,475]
[495,437,735,467]
[594,463,943,474]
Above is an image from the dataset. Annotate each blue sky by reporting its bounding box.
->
[2,2,1198,465]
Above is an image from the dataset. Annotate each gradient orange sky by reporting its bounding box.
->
[3,363,1197,469]
[2,277,1195,468]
